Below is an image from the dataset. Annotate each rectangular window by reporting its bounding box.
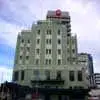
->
[26,47,30,51]
[45,59,48,65]
[49,59,51,64]
[28,40,30,43]
[47,30,51,35]
[69,71,75,81]
[58,49,61,55]
[36,49,40,54]
[49,49,51,54]
[56,71,61,80]
[13,71,19,81]
[46,39,48,44]
[58,59,61,65]
[45,70,50,80]
[36,59,39,65]
[20,56,22,59]
[26,56,29,60]
[49,39,51,44]
[21,39,24,43]
[21,70,24,80]
[46,49,48,54]
[72,49,75,53]
[78,71,82,81]
[58,30,60,35]
[34,70,39,80]
[37,30,40,35]
[58,39,61,44]
[37,39,40,44]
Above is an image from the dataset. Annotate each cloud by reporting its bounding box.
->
[0,66,13,83]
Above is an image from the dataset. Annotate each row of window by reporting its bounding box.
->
[37,29,61,35]
[35,59,62,65]
[13,70,83,82]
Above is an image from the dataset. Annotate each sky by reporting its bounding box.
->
[0,0,100,83]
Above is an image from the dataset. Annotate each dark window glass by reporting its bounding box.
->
[13,71,19,81]
[37,39,40,44]
[56,71,61,80]
[21,70,24,80]
[46,49,48,54]
[27,47,30,51]
[38,30,40,35]
[46,39,48,44]
[72,49,75,53]
[49,59,51,64]
[45,70,50,80]
[58,49,61,54]
[69,71,74,81]
[58,30,60,35]
[58,39,61,44]
[47,30,51,35]
[67,33,70,37]
[49,39,51,44]
[20,56,22,59]
[36,59,39,64]
[45,59,48,65]
[36,49,40,54]
[21,39,24,43]
[58,59,61,65]
[28,40,30,43]
[49,49,51,54]
[26,56,29,60]
[78,71,82,81]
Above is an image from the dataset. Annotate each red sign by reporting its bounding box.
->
[56,9,61,16]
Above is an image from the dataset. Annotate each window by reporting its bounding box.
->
[46,39,48,44]
[21,39,24,43]
[58,39,61,44]
[78,71,82,81]
[34,70,39,80]
[72,49,75,53]
[21,70,24,80]
[49,39,51,44]
[37,30,40,35]
[58,30,60,35]
[58,59,61,65]
[36,49,40,54]
[26,47,30,51]
[26,56,29,60]
[49,49,51,54]
[58,49,61,55]
[45,59,48,65]
[36,59,39,65]
[49,59,51,64]
[67,33,70,37]
[28,40,30,43]
[13,71,19,81]
[20,56,22,59]
[47,29,51,35]
[69,71,75,81]
[37,39,40,44]
[56,71,61,80]
[46,49,48,54]
[45,70,50,80]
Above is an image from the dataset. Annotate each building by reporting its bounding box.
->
[94,73,100,88]
[77,53,95,87]
[12,10,90,100]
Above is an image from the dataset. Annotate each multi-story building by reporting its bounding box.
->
[94,73,100,88]
[12,10,90,100]
[77,53,95,87]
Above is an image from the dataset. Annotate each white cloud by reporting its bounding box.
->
[0,66,13,83]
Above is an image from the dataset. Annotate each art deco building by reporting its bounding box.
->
[12,10,90,100]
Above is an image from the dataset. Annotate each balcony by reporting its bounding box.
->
[31,79,64,85]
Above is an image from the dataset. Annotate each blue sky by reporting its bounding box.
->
[0,0,100,82]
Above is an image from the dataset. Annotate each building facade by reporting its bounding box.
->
[94,73,100,88]
[12,10,90,100]
[77,53,95,87]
